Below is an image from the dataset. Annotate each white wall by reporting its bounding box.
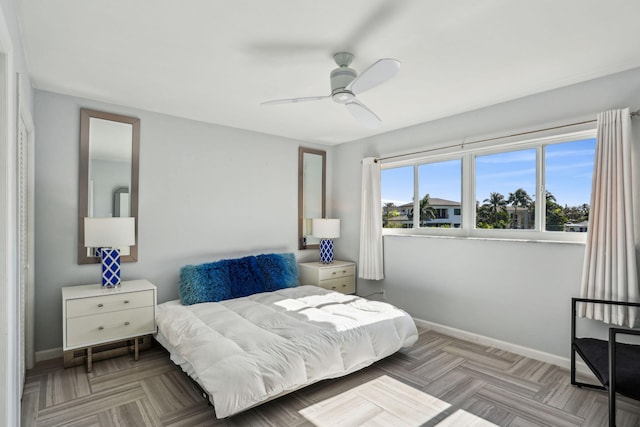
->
[385,236,584,356]
[34,90,327,352]
[333,66,640,359]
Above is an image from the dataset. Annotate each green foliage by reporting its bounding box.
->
[563,203,589,223]
[386,189,589,232]
[384,221,405,228]
[482,192,508,226]
[544,191,568,231]
[382,202,401,227]
[477,189,586,231]
[477,191,515,229]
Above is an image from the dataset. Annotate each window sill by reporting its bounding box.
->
[382,229,587,245]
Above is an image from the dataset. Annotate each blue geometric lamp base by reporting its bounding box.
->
[319,239,334,264]
[100,248,122,287]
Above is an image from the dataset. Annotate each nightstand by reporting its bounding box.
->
[62,279,157,371]
[298,260,356,294]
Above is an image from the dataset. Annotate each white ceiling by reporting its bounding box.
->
[18,0,640,145]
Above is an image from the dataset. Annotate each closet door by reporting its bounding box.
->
[17,109,34,396]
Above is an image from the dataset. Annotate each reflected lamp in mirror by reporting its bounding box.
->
[84,217,135,287]
[312,218,340,264]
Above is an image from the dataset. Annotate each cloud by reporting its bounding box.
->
[546,148,595,159]
[477,167,536,180]
[546,161,594,173]
[476,150,535,164]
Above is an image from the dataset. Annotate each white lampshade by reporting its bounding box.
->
[84,217,135,248]
[312,218,340,239]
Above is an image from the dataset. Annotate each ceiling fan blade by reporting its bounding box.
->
[347,58,400,95]
[261,96,329,106]
[345,100,381,129]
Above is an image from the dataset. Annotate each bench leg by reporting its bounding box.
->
[86,347,93,373]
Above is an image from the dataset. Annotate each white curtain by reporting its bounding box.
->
[359,158,384,279]
[580,108,639,327]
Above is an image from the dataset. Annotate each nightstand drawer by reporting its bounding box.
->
[66,306,155,349]
[66,289,154,318]
[319,264,356,281]
[320,277,356,294]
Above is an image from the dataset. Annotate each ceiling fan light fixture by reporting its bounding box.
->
[332,90,355,104]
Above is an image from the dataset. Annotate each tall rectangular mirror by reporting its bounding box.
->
[298,147,326,250]
[78,108,140,264]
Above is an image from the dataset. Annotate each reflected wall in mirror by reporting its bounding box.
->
[78,108,140,264]
[298,147,326,250]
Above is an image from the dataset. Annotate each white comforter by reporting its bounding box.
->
[155,285,418,418]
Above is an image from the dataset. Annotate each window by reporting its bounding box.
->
[381,165,413,229]
[544,138,595,232]
[476,148,536,229]
[418,159,461,228]
[380,129,596,241]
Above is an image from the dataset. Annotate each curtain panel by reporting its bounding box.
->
[579,108,639,327]
[359,158,384,280]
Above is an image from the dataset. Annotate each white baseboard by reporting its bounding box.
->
[35,347,62,363]
[412,317,592,376]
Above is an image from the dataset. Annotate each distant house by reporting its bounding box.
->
[505,206,532,229]
[565,221,589,232]
[384,198,462,228]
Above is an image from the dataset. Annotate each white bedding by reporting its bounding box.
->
[155,285,418,418]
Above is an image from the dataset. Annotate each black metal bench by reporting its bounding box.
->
[571,297,640,426]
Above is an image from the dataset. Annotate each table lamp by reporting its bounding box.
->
[84,217,135,287]
[312,218,340,264]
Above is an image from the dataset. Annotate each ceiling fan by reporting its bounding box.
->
[262,52,400,129]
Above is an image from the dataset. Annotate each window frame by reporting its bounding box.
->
[381,128,596,243]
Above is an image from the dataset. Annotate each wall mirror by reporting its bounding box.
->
[298,147,326,250]
[78,108,140,264]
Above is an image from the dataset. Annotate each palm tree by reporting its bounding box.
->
[419,194,436,226]
[476,203,492,228]
[507,188,532,229]
[482,192,508,225]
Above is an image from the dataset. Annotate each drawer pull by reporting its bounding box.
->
[98,322,130,331]
[97,303,103,308]
[124,300,130,304]
[331,286,337,289]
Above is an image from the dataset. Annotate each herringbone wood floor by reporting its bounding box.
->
[21,327,640,426]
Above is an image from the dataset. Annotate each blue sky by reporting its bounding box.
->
[381,138,596,208]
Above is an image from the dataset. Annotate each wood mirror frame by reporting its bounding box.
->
[78,108,140,264]
[298,147,326,250]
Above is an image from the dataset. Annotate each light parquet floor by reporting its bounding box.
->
[21,327,640,426]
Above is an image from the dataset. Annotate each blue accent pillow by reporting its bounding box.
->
[179,253,299,305]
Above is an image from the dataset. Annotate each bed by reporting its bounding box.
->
[155,254,418,418]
